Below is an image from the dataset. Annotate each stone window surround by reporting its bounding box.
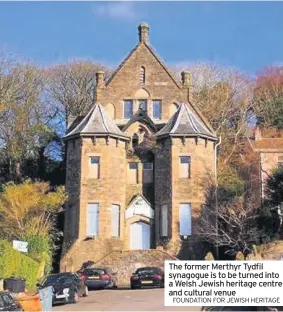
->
[122,98,163,121]
[85,201,124,239]
[86,153,102,180]
[178,153,192,179]
[179,202,192,239]
[86,202,100,237]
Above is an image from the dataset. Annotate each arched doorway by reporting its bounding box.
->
[130,222,150,250]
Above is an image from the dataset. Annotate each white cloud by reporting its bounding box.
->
[93,2,139,21]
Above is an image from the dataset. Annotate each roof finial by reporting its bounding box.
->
[138,23,149,44]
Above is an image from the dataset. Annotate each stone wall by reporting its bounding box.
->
[155,136,215,256]
[63,139,82,243]
[78,137,127,240]
[96,43,189,123]
[96,249,178,285]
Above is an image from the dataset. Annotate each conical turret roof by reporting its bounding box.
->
[156,103,217,140]
[64,103,129,141]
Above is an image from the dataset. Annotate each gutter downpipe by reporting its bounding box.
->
[214,136,221,260]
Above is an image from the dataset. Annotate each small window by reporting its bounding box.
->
[143,162,153,170]
[160,204,168,237]
[128,162,138,184]
[153,100,162,119]
[111,204,120,238]
[87,203,99,236]
[179,156,191,178]
[179,203,191,237]
[129,163,138,170]
[124,100,133,119]
[132,133,139,148]
[140,66,145,84]
[89,156,100,179]
[278,156,283,169]
[138,99,147,111]
[142,162,153,183]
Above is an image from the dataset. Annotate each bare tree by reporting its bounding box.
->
[253,66,283,128]
[175,62,253,166]
[196,195,262,254]
[43,60,111,133]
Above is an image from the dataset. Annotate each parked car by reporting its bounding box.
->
[130,267,164,289]
[38,272,88,305]
[0,291,23,311]
[80,267,117,290]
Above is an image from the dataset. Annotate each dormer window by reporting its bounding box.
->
[140,66,145,84]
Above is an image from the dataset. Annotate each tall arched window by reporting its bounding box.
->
[140,66,145,84]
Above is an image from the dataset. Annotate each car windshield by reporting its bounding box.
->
[42,275,73,285]
[84,269,105,276]
[0,294,13,308]
[136,268,160,275]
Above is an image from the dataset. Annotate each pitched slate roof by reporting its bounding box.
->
[156,103,217,140]
[64,103,129,141]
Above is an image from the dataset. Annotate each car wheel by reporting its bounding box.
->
[71,291,79,304]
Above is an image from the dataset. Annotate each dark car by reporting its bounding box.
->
[130,267,164,289]
[0,292,23,311]
[81,267,117,290]
[38,272,88,305]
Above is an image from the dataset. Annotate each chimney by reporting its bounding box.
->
[138,23,149,44]
[96,71,105,88]
[254,124,262,141]
[181,71,191,88]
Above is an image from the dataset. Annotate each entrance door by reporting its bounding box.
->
[130,222,150,250]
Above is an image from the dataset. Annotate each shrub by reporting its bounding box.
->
[25,236,52,275]
[0,240,39,289]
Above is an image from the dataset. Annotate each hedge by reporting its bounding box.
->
[0,240,40,289]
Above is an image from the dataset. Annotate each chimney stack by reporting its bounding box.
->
[181,71,191,88]
[138,23,149,44]
[254,124,262,141]
[96,71,105,88]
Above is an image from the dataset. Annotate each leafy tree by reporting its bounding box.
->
[0,53,57,181]
[0,180,67,239]
[259,168,283,239]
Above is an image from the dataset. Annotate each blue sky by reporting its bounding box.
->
[0,1,282,75]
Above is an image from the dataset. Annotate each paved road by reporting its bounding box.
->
[53,288,201,311]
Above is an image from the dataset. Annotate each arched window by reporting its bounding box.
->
[140,66,145,84]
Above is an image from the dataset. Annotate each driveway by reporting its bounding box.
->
[53,288,201,311]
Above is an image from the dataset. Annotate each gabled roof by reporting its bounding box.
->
[64,103,129,141]
[156,103,217,141]
[122,108,157,133]
[105,42,181,89]
[125,194,154,220]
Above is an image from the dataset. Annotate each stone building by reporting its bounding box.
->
[60,23,219,271]
[251,125,283,200]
